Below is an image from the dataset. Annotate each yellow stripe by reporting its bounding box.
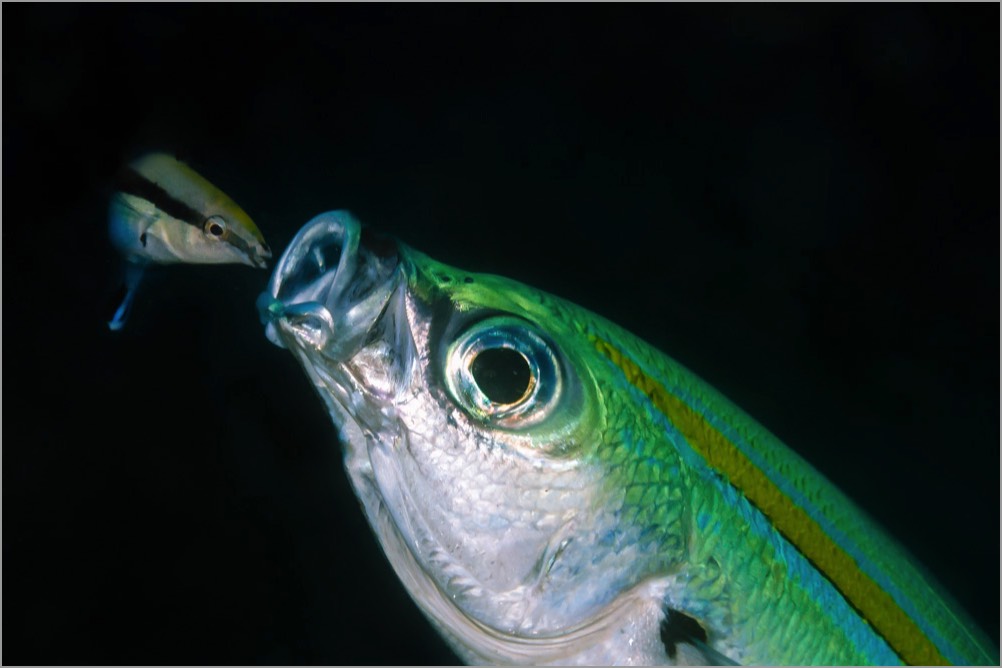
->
[593,337,949,666]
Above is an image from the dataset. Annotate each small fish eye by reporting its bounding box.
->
[445,316,562,429]
[204,216,227,238]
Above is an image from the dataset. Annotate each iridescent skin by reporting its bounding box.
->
[261,211,997,666]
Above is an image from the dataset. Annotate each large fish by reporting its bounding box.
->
[258,211,997,665]
[107,152,271,330]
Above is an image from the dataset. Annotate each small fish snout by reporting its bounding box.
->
[252,242,273,268]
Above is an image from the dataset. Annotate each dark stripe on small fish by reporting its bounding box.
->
[114,167,205,228]
[226,227,257,259]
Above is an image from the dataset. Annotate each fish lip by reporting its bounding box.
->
[264,209,350,294]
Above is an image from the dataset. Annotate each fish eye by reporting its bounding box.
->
[470,347,533,405]
[204,216,227,238]
[445,316,562,429]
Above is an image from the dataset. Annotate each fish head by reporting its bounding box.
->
[260,211,690,664]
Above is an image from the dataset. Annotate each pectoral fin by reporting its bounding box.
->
[661,607,738,666]
[107,262,146,332]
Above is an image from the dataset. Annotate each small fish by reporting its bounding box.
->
[258,211,998,665]
[107,152,271,330]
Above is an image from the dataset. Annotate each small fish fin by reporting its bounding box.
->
[107,286,136,331]
[107,262,146,332]
[108,194,160,262]
[135,211,158,241]
[661,607,739,666]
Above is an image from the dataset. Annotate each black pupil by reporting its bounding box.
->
[209,223,223,236]
[470,347,531,405]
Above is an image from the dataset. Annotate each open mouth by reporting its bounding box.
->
[258,210,402,360]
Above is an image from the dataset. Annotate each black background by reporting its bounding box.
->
[4,5,998,665]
